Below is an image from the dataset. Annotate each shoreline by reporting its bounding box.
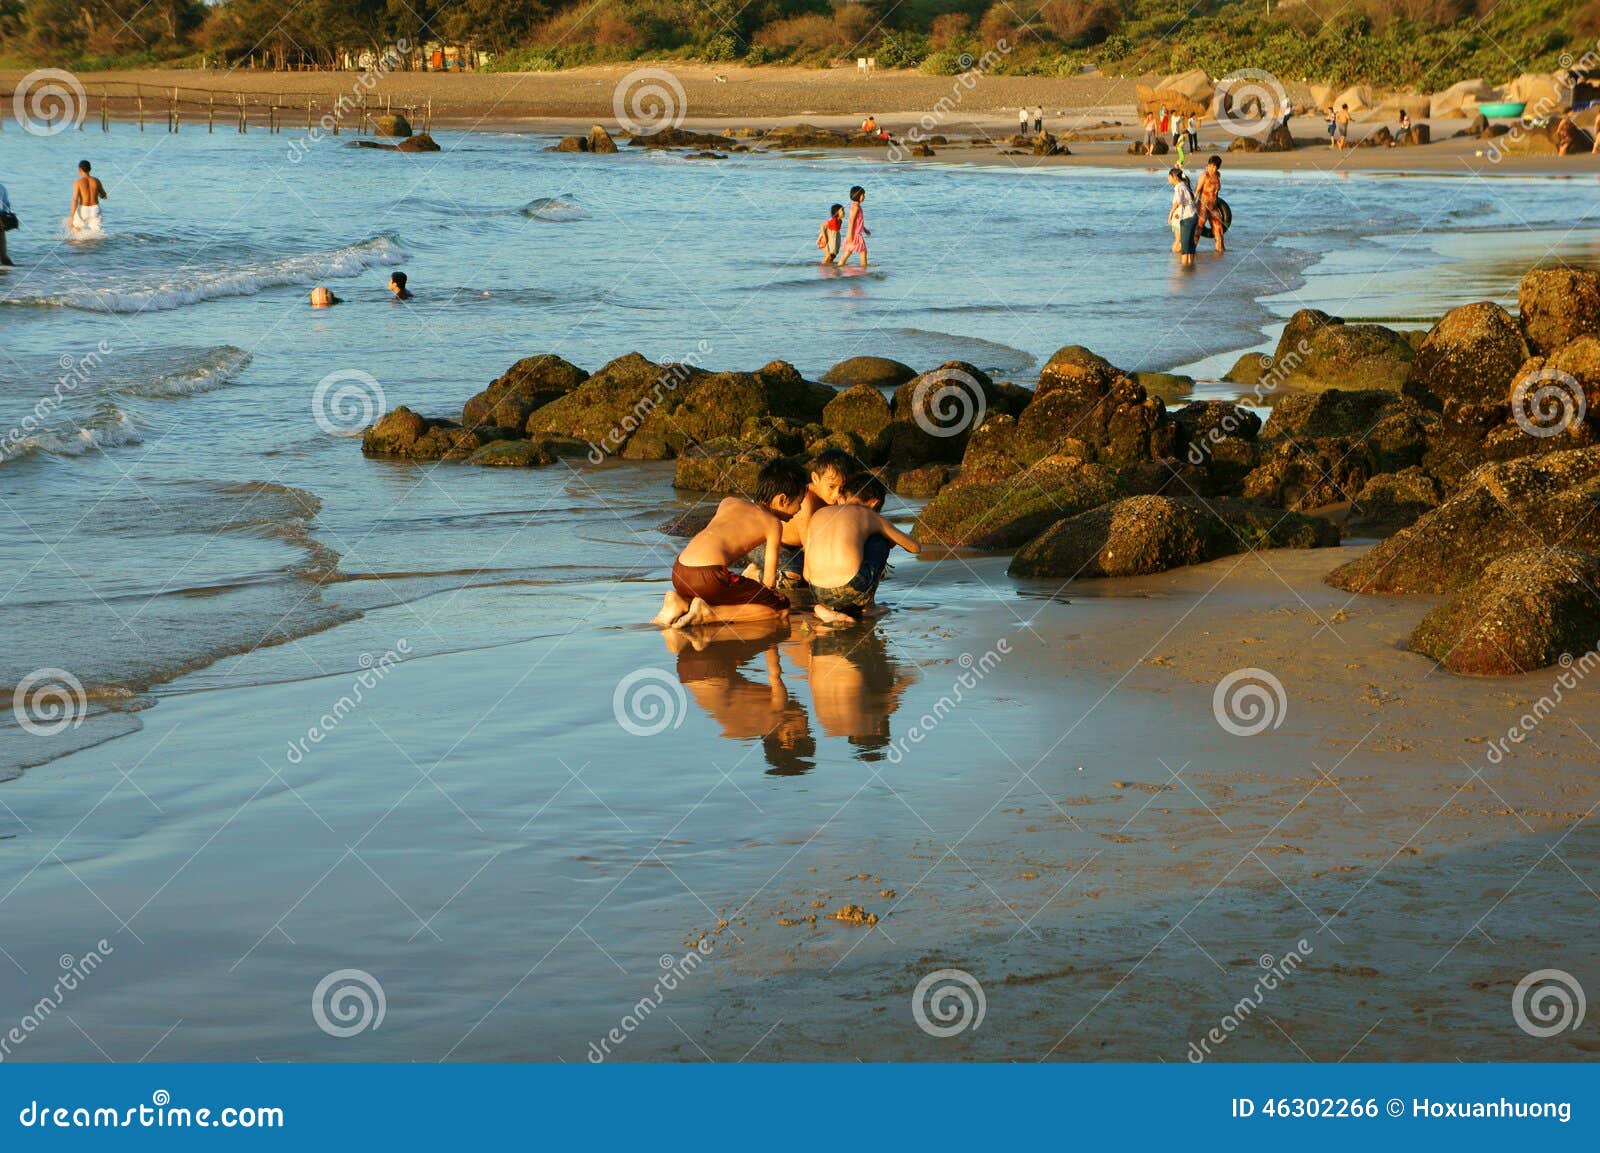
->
[6,64,1599,177]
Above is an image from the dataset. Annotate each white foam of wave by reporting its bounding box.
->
[521,197,587,222]
[119,346,253,398]
[1,407,142,465]
[4,237,406,314]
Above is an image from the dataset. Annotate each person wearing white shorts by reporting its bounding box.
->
[69,160,107,234]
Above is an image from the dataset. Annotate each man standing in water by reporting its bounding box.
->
[0,179,14,267]
[69,160,107,234]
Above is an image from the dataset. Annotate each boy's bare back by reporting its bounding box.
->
[803,504,889,587]
[680,497,781,569]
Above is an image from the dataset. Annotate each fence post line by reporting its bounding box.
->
[137,92,144,132]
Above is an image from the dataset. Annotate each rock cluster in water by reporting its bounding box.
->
[361,265,1600,676]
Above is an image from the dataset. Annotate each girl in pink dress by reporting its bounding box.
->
[839,185,870,267]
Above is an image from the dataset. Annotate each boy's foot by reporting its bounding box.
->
[813,604,856,625]
[651,590,689,628]
[672,597,713,628]
[860,602,889,619]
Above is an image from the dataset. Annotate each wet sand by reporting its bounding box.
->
[1,531,1595,1062]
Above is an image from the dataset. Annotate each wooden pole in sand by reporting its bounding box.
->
[137,92,144,132]
[101,92,109,132]
[172,87,179,133]
[208,96,214,133]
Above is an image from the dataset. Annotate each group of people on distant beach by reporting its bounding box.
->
[653,451,919,630]
[1142,108,1200,161]
[816,185,871,268]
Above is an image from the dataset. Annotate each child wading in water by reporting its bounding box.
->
[838,186,870,267]
[653,459,809,628]
[803,472,920,623]
[817,203,844,265]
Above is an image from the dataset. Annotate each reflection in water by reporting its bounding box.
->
[662,621,917,773]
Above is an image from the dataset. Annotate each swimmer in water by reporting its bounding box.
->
[69,160,107,234]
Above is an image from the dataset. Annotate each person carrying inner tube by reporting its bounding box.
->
[1196,155,1225,254]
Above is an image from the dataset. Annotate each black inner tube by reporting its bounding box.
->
[1200,197,1232,238]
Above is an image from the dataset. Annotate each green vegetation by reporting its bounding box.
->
[2,0,1597,89]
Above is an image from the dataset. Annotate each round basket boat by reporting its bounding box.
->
[1477,101,1527,119]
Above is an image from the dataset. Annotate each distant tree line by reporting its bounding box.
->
[0,0,1593,88]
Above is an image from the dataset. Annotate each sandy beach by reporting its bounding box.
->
[3,66,1600,1067]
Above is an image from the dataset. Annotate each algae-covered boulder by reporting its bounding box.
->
[1405,302,1529,407]
[1346,466,1440,535]
[892,464,954,498]
[526,352,700,456]
[629,127,737,150]
[1408,547,1600,675]
[1327,447,1600,594]
[1224,352,1271,386]
[822,384,893,454]
[1277,323,1415,391]
[915,456,1119,549]
[1263,389,1432,472]
[672,443,783,496]
[395,133,440,153]
[362,407,489,461]
[821,356,917,389]
[466,439,558,468]
[1242,437,1375,511]
[1008,495,1337,579]
[362,406,428,456]
[1132,372,1193,403]
[372,113,412,138]
[1036,345,1121,398]
[1274,309,1342,362]
[588,125,619,154]
[1014,369,1176,468]
[463,353,590,429]
[1518,259,1600,348]
[886,362,1021,466]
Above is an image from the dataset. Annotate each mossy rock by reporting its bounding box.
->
[1008,495,1338,579]
[915,456,1120,549]
[526,352,701,456]
[1036,345,1121,398]
[1132,371,1194,403]
[672,444,784,496]
[821,356,916,389]
[1242,437,1375,511]
[822,384,893,449]
[1518,267,1600,357]
[464,353,589,429]
[466,439,557,468]
[1408,547,1600,675]
[1274,322,1414,392]
[1224,352,1271,386]
[1405,302,1529,408]
[1346,466,1440,536]
[1263,389,1432,473]
[1327,446,1600,595]
[892,464,953,498]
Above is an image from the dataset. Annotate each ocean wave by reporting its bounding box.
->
[0,406,141,465]
[117,346,254,398]
[409,195,586,221]
[0,237,406,314]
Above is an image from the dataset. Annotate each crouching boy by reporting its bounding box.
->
[654,458,809,628]
[802,472,920,623]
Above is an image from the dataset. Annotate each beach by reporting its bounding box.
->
[2,80,1599,1063]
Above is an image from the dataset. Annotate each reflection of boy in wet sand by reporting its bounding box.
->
[743,447,856,589]
[797,628,915,753]
[665,623,815,775]
[803,473,920,624]
[653,458,808,628]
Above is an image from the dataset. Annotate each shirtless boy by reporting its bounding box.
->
[69,161,107,233]
[654,458,809,628]
[802,472,920,624]
[744,447,856,588]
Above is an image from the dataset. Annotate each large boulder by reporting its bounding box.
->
[822,384,893,457]
[1333,85,1374,114]
[915,455,1120,549]
[1326,447,1600,594]
[629,127,737,149]
[394,133,440,153]
[588,125,619,153]
[1405,302,1529,407]
[463,353,590,430]
[525,352,703,458]
[1263,389,1432,472]
[1008,495,1337,579]
[372,112,412,138]
[361,407,488,461]
[821,356,916,389]
[1036,346,1121,398]
[672,443,783,496]
[1242,437,1376,511]
[1518,267,1600,356]
[1346,466,1441,535]
[1408,547,1600,675]
[1430,78,1495,120]
[466,439,557,468]
[1274,321,1415,391]
[1227,121,1294,152]
[1397,124,1431,147]
[886,362,1025,466]
[1503,71,1569,112]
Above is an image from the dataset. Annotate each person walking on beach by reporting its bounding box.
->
[1168,167,1198,267]
[0,179,15,267]
[1334,104,1351,150]
[839,186,870,268]
[1196,155,1224,254]
[69,160,107,234]
[1142,111,1157,155]
[1018,107,1029,135]
[1032,106,1044,134]
[1185,113,1199,154]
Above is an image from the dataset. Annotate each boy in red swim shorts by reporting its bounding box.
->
[653,458,809,628]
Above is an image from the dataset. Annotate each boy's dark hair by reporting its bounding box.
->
[390,271,407,288]
[755,458,808,506]
[809,447,857,479]
[78,160,91,172]
[843,471,887,505]
[849,185,865,201]
[1208,155,1222,168]
[830,203,844,216]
